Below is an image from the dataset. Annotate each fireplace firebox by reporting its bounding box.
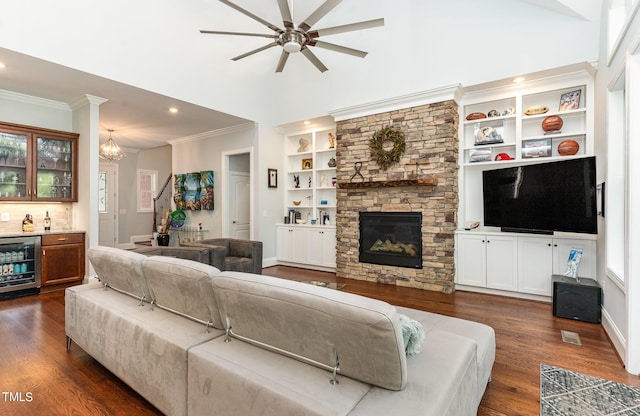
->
[359,212,422,269]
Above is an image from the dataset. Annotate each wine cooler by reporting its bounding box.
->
[0,236,41,300]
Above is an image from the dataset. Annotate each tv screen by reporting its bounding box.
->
[482,156,597,234]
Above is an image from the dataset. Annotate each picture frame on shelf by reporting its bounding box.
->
[302,158,313,170]
[268,168,277,188]
[559,89,581,111]
[522,138,551,159]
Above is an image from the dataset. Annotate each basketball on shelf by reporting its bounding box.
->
[542,115,563,132]
[557,139,580,156]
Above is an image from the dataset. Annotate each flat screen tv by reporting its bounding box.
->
[482,156,597,234]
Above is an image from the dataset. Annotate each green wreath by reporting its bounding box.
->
[369,126,406,170]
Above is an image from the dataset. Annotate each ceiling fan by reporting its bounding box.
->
[200,0,384,73]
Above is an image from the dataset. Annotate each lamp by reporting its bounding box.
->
[99,129,126,161]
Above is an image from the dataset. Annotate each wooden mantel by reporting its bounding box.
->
[337,177,437,189]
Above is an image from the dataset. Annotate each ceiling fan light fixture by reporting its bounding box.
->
[283,40,301,53]
[281,30,304,53]
[99,129,126,161]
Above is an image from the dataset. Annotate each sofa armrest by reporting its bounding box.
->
[208,245,227,271]
[229,240,263,273]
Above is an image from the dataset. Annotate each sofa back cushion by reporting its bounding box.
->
[132,246,210,264]
[212,272,407,390]
[87,246,149,301]
[142,256,223,329]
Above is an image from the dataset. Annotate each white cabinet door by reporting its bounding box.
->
[486,235,518,291]
[306,228,336,268]
[456,233,487,287]
[277,226,307,263]
[321,228,336,268]
[518,237,554,296]
[552,238,597,278]
[306,229,323,265]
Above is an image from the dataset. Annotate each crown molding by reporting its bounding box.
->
[0,88,71,111]
[168,122,256,145]
[328,84,463,122]
[69,94,108,110]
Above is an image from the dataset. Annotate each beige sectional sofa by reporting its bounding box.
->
[66,246,495,416]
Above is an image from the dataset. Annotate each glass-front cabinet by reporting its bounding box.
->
[0,122,78,202]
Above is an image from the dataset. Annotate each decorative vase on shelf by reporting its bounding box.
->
[328,157,336,167]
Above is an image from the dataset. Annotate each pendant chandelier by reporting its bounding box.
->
[99,129,126,161]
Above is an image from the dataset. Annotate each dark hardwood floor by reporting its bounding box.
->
[1,265,638,415]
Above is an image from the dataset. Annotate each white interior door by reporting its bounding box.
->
[229,171,250,239]
[98,164,118,247]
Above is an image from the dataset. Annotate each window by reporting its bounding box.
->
[137,169,157,213]
[98,171,108,213]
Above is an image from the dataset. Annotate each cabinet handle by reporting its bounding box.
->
[548,243,552,247]
[42,249,45,256]
[554,244,558,247]
[57,238,69,241]
[481,240,485,243]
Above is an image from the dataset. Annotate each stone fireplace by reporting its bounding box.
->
[334,100,459,293]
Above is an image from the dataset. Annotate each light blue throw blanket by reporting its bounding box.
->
[398,313,425,356]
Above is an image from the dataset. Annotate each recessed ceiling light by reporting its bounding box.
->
[303,121,311,125]
[169,107,178,114]
[0,63,7,69]
[513,77,525,83]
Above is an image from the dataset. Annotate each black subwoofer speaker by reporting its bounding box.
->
[552,275,602,324]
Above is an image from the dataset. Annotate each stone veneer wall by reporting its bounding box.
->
[335,100,459,293]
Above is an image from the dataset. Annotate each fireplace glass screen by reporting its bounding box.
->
[359,212,422,269]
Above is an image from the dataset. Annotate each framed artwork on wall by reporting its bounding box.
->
[268,168,277,188]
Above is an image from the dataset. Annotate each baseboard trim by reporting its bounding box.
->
[601,306,627,367]
[455,284,552,303]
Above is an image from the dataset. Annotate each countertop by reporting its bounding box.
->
[0,230,86,238]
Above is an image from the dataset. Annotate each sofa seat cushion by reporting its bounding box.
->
[396,306,495,404]
[65,284,224,416]
[188,337,371,416]
[142,256,223,329]
[348,330,479,416]
[87,246,149,301]
[212,272,407,390]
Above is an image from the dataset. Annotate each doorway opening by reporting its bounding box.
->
[223,150,253,239]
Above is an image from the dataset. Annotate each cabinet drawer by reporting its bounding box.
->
[42,233,85,246]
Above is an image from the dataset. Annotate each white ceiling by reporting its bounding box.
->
[0,0,602,150]
[0,47,250,149]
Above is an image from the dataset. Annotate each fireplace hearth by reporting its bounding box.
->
[359,212,422,269]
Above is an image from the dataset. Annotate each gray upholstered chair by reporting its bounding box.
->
[183,238,263,274]
[132,246,211,266]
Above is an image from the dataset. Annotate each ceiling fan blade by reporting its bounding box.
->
[200,30,277,39]
[275,51,290,72]
[298,0,342,32]
[219,0,283,34]
[231,42,278,61]
[277,0,294,30]
[308,18,384,38]
[301,47,328,72]
[310,40,367,58]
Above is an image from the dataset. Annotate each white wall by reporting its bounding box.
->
[170,124,258,244]
[594,1,640,374]
[115,145,172,245]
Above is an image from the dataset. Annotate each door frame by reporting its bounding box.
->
[221,148,254,239]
